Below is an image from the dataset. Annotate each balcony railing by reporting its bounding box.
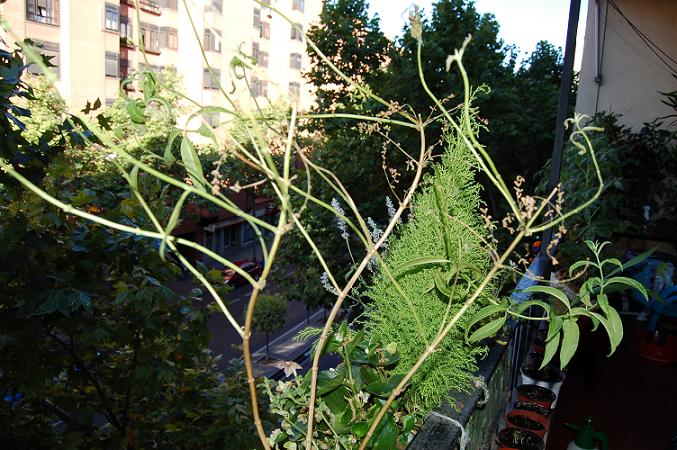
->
[139,0,161,14]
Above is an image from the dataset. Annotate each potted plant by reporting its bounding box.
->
[506,409,549,439]
[516,384,556,409]
[497,428,545,450]
[513,400,551,422]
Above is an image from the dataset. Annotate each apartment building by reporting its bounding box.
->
[0,0,322,112]
[1,0,323,264]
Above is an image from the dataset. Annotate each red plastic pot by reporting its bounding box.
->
[513,400,551,423]
[506,409,549,438]
[516,384,556,409]
[635,328,677,364]
[497,427,544,450]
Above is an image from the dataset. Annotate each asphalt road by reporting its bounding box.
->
[207,282,320,363]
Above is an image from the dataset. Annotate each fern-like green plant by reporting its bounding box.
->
[365,122,498,414]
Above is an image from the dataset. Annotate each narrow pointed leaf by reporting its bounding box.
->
[607,306,624,352]
[604,277,648,300]
[164,129,180,162]
[180,138,207,191]
[129,165,139,191]
[523,285,571,311]
[540,330,560,369]
[464,304,506,343]
[608,247,657,276]
[546,315,563,342]
[560,318,580,368]
[434,272,452,298]
[569,259,595,277]
[589,311,618,355]
[512,300,550,315]
[159,190,190,260]
[468,316,506,344]
[392,257,450,275]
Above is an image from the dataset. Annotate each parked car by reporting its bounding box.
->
[223,260,262,287]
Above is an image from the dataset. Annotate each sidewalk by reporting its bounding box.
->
[251,309,326,378]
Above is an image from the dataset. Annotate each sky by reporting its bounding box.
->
[368,0,589,69]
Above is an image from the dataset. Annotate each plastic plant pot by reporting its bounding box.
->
[520,365,564,406]
[506,409,549,439]
[497,427,545,450]
[513,400,551,422]
[516,384,556,409]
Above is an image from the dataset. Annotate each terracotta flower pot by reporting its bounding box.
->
[497,427,545,450]
[506,409,549,439]
[516,384,556,409]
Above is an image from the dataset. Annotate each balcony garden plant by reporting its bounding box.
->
[0,1,644,448]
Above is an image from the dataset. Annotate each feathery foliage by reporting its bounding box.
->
[365,121,498,413]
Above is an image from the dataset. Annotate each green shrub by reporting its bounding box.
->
[365,124,498,414]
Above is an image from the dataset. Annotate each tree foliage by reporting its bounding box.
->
[1,44,268,449]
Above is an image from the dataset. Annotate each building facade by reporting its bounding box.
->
[1,0,323,265]
[575,0,676,130]
[1,0,322,111]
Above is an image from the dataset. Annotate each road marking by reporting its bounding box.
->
[252,309,324,359]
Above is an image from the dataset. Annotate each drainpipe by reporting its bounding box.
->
[515,0,583,391]
[539,0,582,258]
[594,0,603,84]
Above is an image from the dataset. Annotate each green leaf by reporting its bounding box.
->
[468,316,506,344]
[163,129,180,162]
[524,285,571,311]
[604,277,648,300]
[322,385,349,415]
[608,247,657,276]
[126,100,146,124]
[601,258,623,272]
[606,306,624,353]
[512,299,550,315]
[365,374,404,397]
[560,318,580,368]
[352,421,369,438]
[546,314,563,342]
[597,293,610,316]
[464,304,506,343]
[180,138,207,191]
[540,329,560,369]
[434,271,452,298]
[317,368,345,396]
[371,413,398,450]
[588,311,618,355]
[569,259,595,277]
[392,257,450,276]
[160,190,190,260]
[401,414,416,434]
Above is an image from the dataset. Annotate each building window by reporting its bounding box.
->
[160,27,178,49]
[120,17,133,41]
[104,4,119,32]
[261,22,270,40]
[160,0,178,10]
[291,24,303,41]
[292,0,305,12]
[139,0,161,14]
[105,52,119,78]
[26,41,60,78]
[203,28,221,53]
[289,82,300,100]
[26,0,60,26]
[203,68,221,90]
[205,225,236,255]
[252,78,268,97]
[209,0,222,13]
[257,51,269,68]
[120,58,130,80]
[290,52,302,70]
[140,23,160,53]
[253,8,261,28]
[252,42,259,62]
